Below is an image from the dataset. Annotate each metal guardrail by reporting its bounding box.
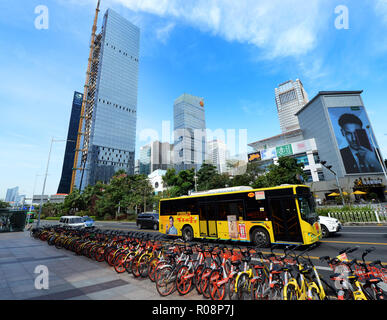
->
[328,209,387,223]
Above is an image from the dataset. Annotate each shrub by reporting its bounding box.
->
[45,216,61,220]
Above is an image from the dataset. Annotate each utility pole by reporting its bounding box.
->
[37,138,73,227]
[321,161,345,206]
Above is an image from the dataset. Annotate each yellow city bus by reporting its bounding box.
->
[159,185,321,247]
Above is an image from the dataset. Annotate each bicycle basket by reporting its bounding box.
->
[370,266,387,284]
[353,264,368,282]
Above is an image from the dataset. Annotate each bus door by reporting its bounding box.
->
[269,197,302,243]
[199,202,218,238]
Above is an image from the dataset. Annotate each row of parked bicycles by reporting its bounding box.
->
[30,225,387,300]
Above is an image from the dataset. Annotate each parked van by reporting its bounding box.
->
[59,216,86,228]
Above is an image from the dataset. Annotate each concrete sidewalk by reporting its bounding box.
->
[0,231,198,300]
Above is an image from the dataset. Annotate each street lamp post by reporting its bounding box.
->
[29,173,44,212]
[36,137,73,227]
[321,161,346,206]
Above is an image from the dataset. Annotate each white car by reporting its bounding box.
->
[59,216,86,228]
[318,216,342,238]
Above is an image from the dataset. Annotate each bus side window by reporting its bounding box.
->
[245,199,268,221]
[218,202,227,220]
[227,201,244,219]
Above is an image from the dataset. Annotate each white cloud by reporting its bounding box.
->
[155,22,175,44]
[375,0,387,24]
[109,0,327,59]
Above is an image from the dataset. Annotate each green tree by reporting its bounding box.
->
[42,202,64,217]
[0,200,10,209]
[162,168,178,196]
[162,168,195,196]
[82,181,106,217]
[230,161,265,187]
[262,156,306,187]
[62,187,86,215]
[197,162,219,191]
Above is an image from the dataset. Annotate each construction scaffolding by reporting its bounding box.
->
[70,0,102,193]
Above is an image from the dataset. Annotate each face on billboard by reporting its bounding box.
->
[328,106,383,174]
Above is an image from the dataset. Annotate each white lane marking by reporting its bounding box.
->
[338,232,387,235]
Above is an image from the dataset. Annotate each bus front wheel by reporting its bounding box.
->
[182,226,194,242]
[251,228,270,248]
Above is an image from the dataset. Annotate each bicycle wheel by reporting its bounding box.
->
[308,286,321,300]
[139,254,151,278]
[200,267,213,299]
[156,266,176,297]
[94,246,105,262]
[227,273,238,300]
[113,252,127,273]
[284,283,298,300]
[254,280,269,300]
[108,250,120,266]
[124,253,136,274]
[236,273,251,300]
[209,269,226,300]
[194,264,205,294]
[131,255,142,277]
[250,279,259,300]
[176,265,193,295]
[147,257,159,282]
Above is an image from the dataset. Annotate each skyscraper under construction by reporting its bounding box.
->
[72,5,140,190]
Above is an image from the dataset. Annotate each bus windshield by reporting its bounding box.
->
[296,188,318,224]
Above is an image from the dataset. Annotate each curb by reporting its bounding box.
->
[342,222,387,226]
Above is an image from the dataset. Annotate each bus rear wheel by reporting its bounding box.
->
[182,226,194,242]
[251,228,270,248]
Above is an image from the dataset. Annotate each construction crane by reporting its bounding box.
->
[70,0,101,193]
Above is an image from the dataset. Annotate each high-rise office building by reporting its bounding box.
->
[206,140,228,174]
[5,187,19,203]
[139,141,173,175]
[57,91,83,194]
[75,9,140,188]
[275,79,309,133]
[173,93,206,172]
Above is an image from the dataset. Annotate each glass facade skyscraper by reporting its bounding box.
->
[76,9,140,188]
[57,91,83,194]
[275,79,309,133]
[173,93,206,172]
[5,187,19,203]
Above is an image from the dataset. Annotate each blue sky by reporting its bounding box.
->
[1,0,387,200]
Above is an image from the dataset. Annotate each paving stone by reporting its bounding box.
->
[0,231,205,300]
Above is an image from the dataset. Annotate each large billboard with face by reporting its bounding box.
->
[328,106,383,174]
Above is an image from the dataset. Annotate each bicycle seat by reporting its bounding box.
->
[253,262,265,269]
[366,275,382,284]
[271,264,283,274]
